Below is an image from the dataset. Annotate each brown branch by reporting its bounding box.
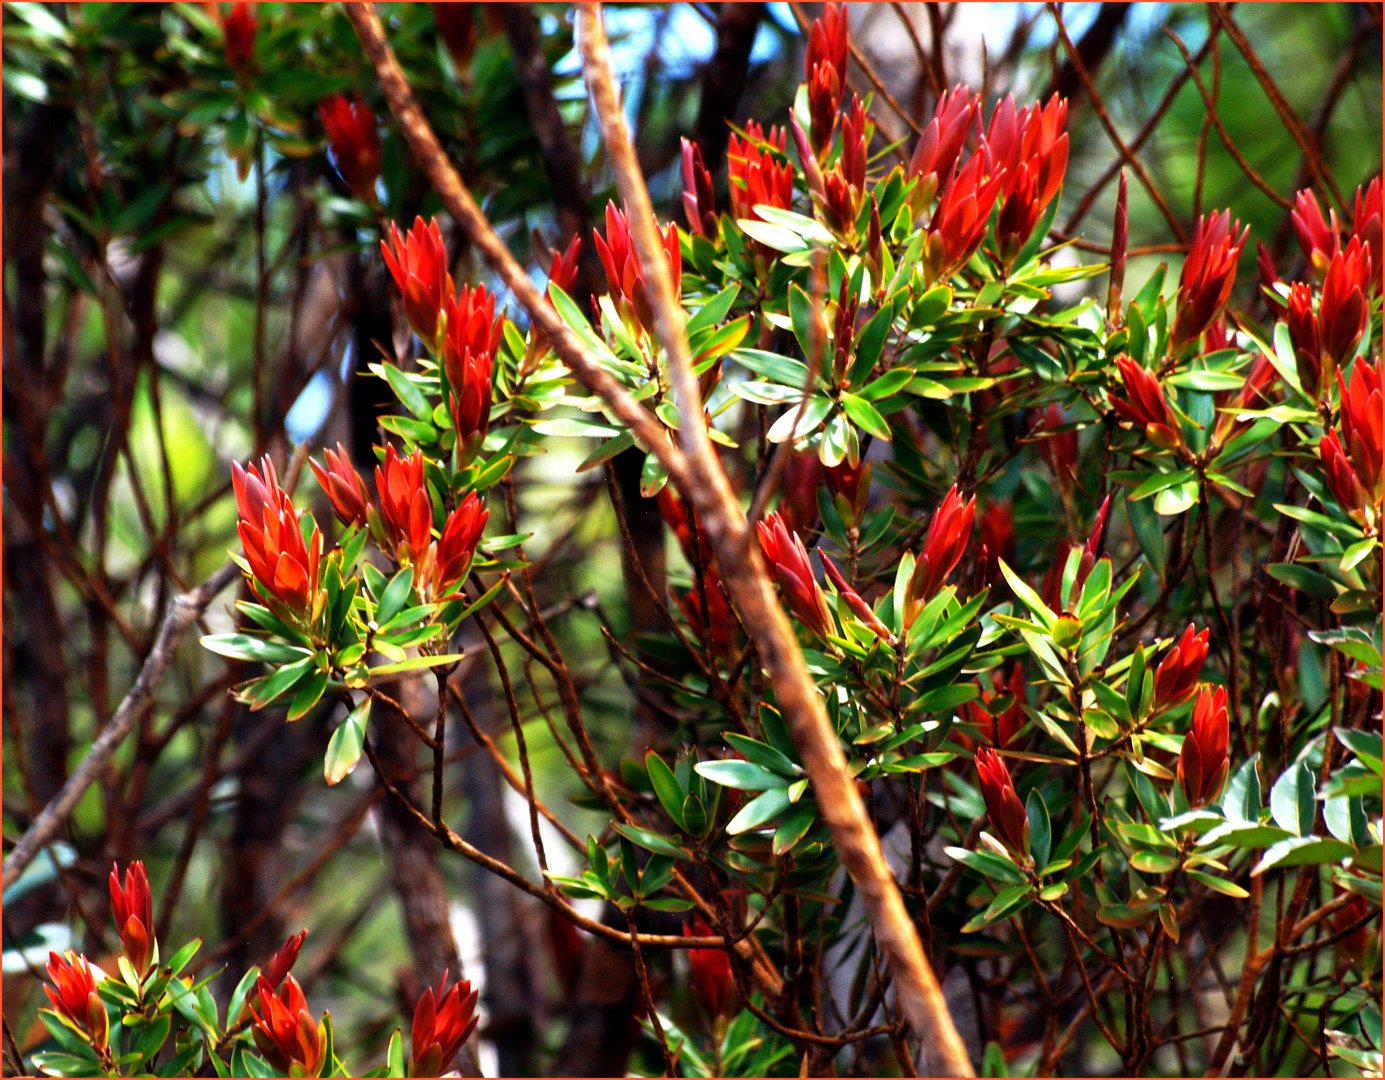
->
[574,6,972,1073]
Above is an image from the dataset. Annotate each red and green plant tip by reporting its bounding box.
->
[727,121,794,224]
[376,445,432,567]
[1352,177,1382,286]
[963,663,1026,748]
[263,929,308,992]
[1152,624,1210,713]
[823,95,868,233]
[1321,356,1384,527]
[1292,187,1341,280]
[382,217,455,349]
[680,137,718,239]
[222,1,256,71]
[432,492,488,597]
[110,861,154,975]
[1171,210,1249,351]
[251,974,325,1078]
[234,457,324,618]
[1111,353,1182,451]
[986,93,1070,265]
[904,484,975,625]
[44,951,108,1047]
[443,283,501,461]
[821,550,894,644]
[907,84,980,210]
[318,93,381,204]
[757,511,833,641]
[1178,685,1230,807]
[594,201,681,335]
[975,747,1030,858]
[1318,238,1373,375]
[921,149,1006,285]
[804,0,848,154]
[408,972,479,1078]
[310,443,371,530]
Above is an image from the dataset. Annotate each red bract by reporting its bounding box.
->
[681,138,717,238]
[1257,240,1283,312]
[547,234,583,295]
[251,973,324,1077]
[223,2,256,71]
[376,445,433,563]
[727,122,793,223]
[685,915,733,1019]
[975,747,1029,857]
[780,453,824,538]
[963,664,1025,748]
[1322,429,1367,518]
[433,492,487,595]
[1328,357,1384,518]
[1291,187,1340,278]
[830,275,859,385]
[382,217,454,347]
[1172,210,1249,351]
[235,457,323,617]
[443,284,501,459]
[1178,685,1229,807]
[905,484,975,623]
[409,971,479,1077]
[1287,282,1324,399]
[319,93,381,203]
[823,96,867,233]
[45,950,107,1045]
[822,551,894,643]
[1211,352,1278,449]
[309,442,370,529]
[805,1,849,154]
[922,151,1005,285]
[262,930,307,991]
[977,499,1015,592]
[1111,354,1180,450]
[657,487,712,567]
[1071,494,1112,601]
[433,3,476,71]
[757,511,833,640]
[594,201,682,334]
[110,860,154,976]
[986,94,1069,265]
[1153,624,1210,712]
[1352,177,1382,289]
[678,571,736,660]
[1319,238,1372,371]
[908,85,980,208]
[825,457,868,521]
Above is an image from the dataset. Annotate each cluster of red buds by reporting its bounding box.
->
[757,511,834,640]
[823,95,868,234]
[319,93,381,203]
[962,663,1026,748]
[1152,624,1210,713]
[921,150,1007,286]
[1171,210,1249,351]
[907,85,979,212]
[222,2,257,72]
[685,915,734,1019]
[374,445,488,597]
[1288,237,1373,399]
[444,284,503,461]
[903,484,975,626]
[594,201,682,336]
[382,217,455,350]
[109,861,154,976]
[1321,357,1383,530]
[987,94,1069,265]
[235,456,324,620]
[251,973,325,1077]
[1111,354,1182,451]
[805,2,849,155]
[309,443,371,530]
[44,951,108,1049]
[975,747,1029,858]
[409,971,480,1077]
[727,122,794,224]
[1178,685,1230,807]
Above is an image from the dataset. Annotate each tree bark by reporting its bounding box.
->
[692,3,764,178]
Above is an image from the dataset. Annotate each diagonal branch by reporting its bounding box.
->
[574,5,973,1073]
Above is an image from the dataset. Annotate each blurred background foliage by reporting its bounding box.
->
[3,2,1379,1075]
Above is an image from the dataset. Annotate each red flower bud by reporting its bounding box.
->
[44,951,107,1046]
[223,2,257,72]
[963,664,1026,748]
[251,974,324,1077]
[376,445,433,565]
[987,94,1069,265]
[1152,624,1210,712]
[825,457,869,522]
[821,551,894,643]
[1037,405,1079,485]
[1172,210,1249,351]
[908,85,980,208]
[433,492,487,596]
[757,511,833,640]
[975,747,1030,856]
[310,442,371,529]
[1291,187,1340,280]
[1073,494,1112,599]
[1352,177,1382,291]
[409,971,479,1077]
[1287,282,1324,399]
[677,569,737,661]
[594,201,682,334]
[319,93,381,203]
[780,453,824,539]
[443,284,501,460]
[547,234,583,296]
[905,484,975,623]
[921,151,1006,285]
[262,930,307,992]
[681,138,718,238]
[234,456,323,617]
[1339,356,1383,497]
[1111,354,1180,447]
[1211,352,1278,449]
[382,217,454,347]
[109,861,154,976]
[657,487,713,567]
[1321,429,1367,517]
[805,2,849,155]
[977,499,1015,592]
[1319,237,1372,371]
[685,915,733,1019]
[728,122,793,223]
[1178,685,1229,807]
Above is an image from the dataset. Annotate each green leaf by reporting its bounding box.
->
[694,759,785,790]
[611,822,686,858]
[380,363,434,422]
[1097,902,1156,929]
[287,667,329,721]
[997,559,1055,630]
[1026,790,1051,871]
[368,653,465,676]
[944,846,1027,885]
[788,283,820,361]
[772,802,817,855]
[1269,760,1315,836]
[201,634,311,665]
[1129,468,1196,502]
[1335,728,1384,774]
[645,752,687,831]
[1166,370,1247,391]
[325,697,370,785]
[840,393,893,439]
[726,786,793,834]
[1187,869,1249,897]
[1153,480,1198,516]
[1252,836,1357,875]
[1220,753,1262,823]
[1265,563,1339,599]
[530,417,622,438]
[722,733,800,777]
[738,218,810,253]
[1198,822,1294,848]
[732,348,811,387]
